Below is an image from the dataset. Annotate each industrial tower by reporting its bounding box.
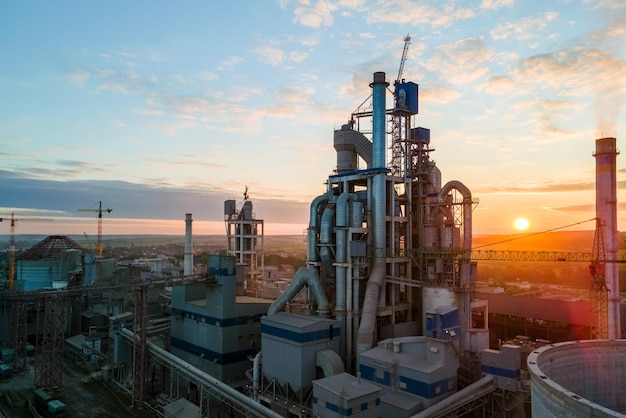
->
[224,189,265,297]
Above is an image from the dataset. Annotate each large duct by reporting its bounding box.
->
[307,193,331,263]
[268,192,331,317]
[184,213,193,276]
[438,181,473,350]
[267,267,329,317]
[594,137,621,339]
[334,124,373,172]
[357,72,389,357]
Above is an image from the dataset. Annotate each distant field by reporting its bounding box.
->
[0,231,605,253]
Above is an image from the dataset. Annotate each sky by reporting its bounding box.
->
[1,0,625,238]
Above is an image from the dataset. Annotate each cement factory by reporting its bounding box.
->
[1,55,625,417]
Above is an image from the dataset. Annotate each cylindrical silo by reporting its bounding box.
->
[594,137,621,339]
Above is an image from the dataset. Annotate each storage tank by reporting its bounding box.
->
[527,340,626,417]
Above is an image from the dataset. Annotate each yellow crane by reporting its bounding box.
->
[0,213,53,291]
[77,201,112,256]
[589,218,609,339]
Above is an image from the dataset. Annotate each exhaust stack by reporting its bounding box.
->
[184,213,193,276]
[594,137,621,339]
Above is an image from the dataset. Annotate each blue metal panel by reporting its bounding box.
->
[399,375,457,399]
[359,364,392,386]
[410,127,430,144]
[171,307,263,327]
[261,323,340,344]
[481,364,521,379]
[395,82,418,114]
[170,337,256,365]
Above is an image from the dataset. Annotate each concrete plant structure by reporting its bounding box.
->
[256,71,486,415]
[170,253,271,387]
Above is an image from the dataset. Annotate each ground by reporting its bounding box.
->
[0,357,154,418]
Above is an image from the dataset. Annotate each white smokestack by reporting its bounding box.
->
[184,213,193,276]
[594,137,621,339]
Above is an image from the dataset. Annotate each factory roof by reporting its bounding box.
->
[17,235,85,261]
[313,372,380,399]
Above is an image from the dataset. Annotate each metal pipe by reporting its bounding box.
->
[120,328,282,418]
[267,267,329,316]
[307,193,330,263]
[252,351,262,402]
[320,206,335,278]
[335,192,354,363]
[357,72,389,360]
[438,180,473,350]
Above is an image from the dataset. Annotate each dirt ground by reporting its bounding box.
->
[0,357,154,418]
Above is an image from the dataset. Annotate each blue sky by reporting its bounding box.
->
[1,0,625,236]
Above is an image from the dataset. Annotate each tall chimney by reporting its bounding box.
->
[184,213,193,276]
[594,137,621,339]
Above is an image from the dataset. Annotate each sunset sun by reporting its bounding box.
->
[513,217,530,231]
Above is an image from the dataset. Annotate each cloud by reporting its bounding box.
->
[583,0,626,12]
[419,84,461,104]
[289,50,309,62]
[0,170,310,225]
[292,0,338,28]
[425,38,494,85]
[69,70,90,86]
[490,12,559,41]
[477,180,597,194]
[55,160,92,168]
[274,84,315,104]
[545,203,594,213]
[252,44,286,67]
[217,56,245,71]
[480,0,514,10]
[367,0,474,28]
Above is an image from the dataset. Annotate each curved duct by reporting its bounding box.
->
[307,193,330,263]
[437,180,472,255]
[267,267,329,317]
[334,124,373,172]
[315,349,345,377]
[438,180,473,350]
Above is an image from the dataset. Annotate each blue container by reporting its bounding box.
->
[395,82,418,114]
[411,127,430,144]
[425,307,459,340]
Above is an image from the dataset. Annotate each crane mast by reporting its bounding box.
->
[0,213,53,291]
[77,201,112,256]
[391,34,411,177]
[396,34,411,84]
[590,218,609,339]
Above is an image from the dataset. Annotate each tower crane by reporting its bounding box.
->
[0,213,53,291]
[589,218,609,339]
[77,201,112,256]
[395,34,411,86]
[391,34,411,176]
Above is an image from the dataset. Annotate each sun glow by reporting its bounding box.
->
[513,217,530,231]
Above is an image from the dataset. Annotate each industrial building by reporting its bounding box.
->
[0,61,624,418]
